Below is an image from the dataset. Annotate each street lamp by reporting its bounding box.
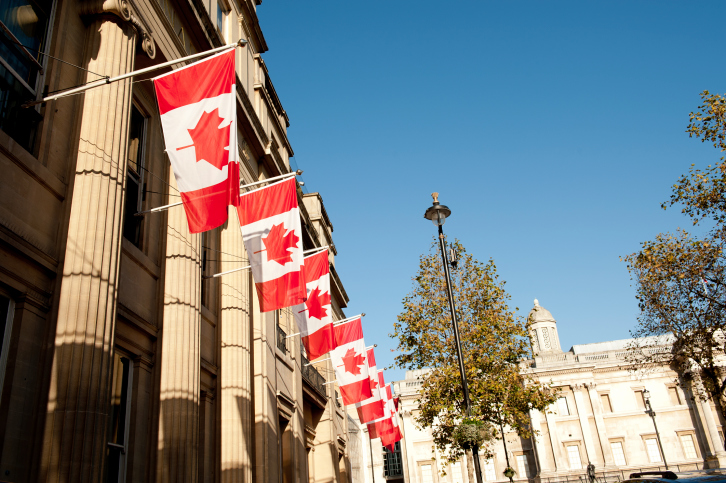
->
[423,192,483,483]
[643,389,668,470]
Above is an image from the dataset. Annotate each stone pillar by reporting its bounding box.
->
[41,15,136,482]
[220,211,253,483]
[544,403,565,472]
[253,289,280,483]
[572,384,598,464]
[586,384,615,467]
[690,380,726,467]
[529,408,553,474]
[156,172,202,482]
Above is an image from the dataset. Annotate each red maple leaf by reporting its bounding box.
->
[370,376,379,391]
[340,348,366,375]
[185,108,230,170]
[305,287,331,320]
[261,223,299,265]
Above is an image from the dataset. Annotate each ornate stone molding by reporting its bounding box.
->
[80,0,156,58]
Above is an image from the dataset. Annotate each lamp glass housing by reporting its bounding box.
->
[643,389,651,400]
[432,211,446,226]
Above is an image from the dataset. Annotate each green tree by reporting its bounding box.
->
[622,91,726,421]
[390,239,556,473]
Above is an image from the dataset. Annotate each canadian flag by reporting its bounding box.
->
[354,347,385,423]
[236,178,305,312]
[367,374,402,450]
[294,251,335,360]
[366,371,392,438]
[153,49,240,233]
[330,318,372,405]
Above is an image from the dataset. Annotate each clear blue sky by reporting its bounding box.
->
[257,1,726,382]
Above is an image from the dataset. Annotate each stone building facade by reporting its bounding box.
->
[0,0,360,481]
[392,301,726,483]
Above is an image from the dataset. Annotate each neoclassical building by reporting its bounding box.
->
[0,0,360,482]
[392,301,726,483]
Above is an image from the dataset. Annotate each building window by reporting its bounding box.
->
[484,459,496,482]
[557,396,570,416]
[216,0,227,37]
[0,293,15,401]
[680,434,698,459]
[610,441,626,466]
[600,393,612,413]
[668,386,682,405]
[450,461,464,483]
[516,454,531,478]
[123,105,146,248]
[105,352,133,482]
[645,438,662,463]
[0,0,52,151]
[566,445,582,470]
[634,390,647,410]
[420,463,434,483]
[383,441,403,478]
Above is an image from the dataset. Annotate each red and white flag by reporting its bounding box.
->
[294,251,335,360]
[153,49,240,233]
[237,178,305,312]
[330,318,372,405]
[354,347,385,423]
[367,374,402,450]
[366,371,392,438]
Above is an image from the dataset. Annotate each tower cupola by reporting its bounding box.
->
[527,299,562,356]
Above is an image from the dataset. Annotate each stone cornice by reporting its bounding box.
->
[80,0,156,58]
[237,0,267,53]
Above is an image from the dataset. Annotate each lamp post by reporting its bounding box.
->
[423,192,483,483]
[643,389,668,470]
[497,407,514,483]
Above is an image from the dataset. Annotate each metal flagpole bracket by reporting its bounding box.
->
[137,169,303,218]
[239,170,301,191]
[204,245,327,279]
[23,40,247,108]
[305,357,331,366]
[333,313,365,326]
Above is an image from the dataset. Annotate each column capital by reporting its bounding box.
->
[80,0,156,58]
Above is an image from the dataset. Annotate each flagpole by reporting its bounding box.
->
[333,313,365,326]
[23,40,248,107]
[304,357,331,366]
[204,246,326,279]
[136,171,302,217]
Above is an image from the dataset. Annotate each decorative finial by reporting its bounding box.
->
[431,192,439,203]
[534,299,539,307]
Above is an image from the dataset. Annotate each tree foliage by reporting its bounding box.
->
[390,239,556,466]
[622,91,726,418]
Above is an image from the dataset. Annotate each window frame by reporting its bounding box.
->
[565,443,583,470]
[0,292,16,403]
[643,436,663,463]
[609,439,627,466]
[483,458,496,482]
[600,392,613,413]
[105,350,134,482]
[557,396,570,416]
[122,102,148,249]
[676,431,700,460]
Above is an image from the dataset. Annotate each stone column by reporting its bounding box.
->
[586,384,615,467]
[690,380,726,467]
[220,211,253,483]
[544,402,565,472]
[529,408,553,475]
[41,14,136,482]
[156,172,202,482]
[253,290,280,483]
[572,384,598,464]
